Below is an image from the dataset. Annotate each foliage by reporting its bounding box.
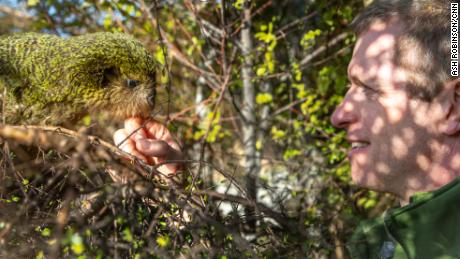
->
[0,0,398,257]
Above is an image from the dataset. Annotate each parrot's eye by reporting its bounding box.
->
[125,79,140,88]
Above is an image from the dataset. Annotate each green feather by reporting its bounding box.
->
[0,32,158,125]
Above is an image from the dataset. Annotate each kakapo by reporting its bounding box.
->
[0,32,158,125]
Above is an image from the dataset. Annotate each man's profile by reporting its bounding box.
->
[331,0,460,257]
[113,0,460,257]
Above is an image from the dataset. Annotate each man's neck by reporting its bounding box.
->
[399,168,459,205]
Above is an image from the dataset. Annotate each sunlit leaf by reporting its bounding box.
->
[256,93,273,104]
[156,235,170,247]
[27,0,39,7]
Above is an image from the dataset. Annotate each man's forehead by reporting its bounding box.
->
[348,19,406,84]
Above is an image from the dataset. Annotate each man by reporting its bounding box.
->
[331,0,460,258]
[115,0,460,257]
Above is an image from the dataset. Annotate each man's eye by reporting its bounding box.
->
[362,85,379,96]
[125,79,140,88]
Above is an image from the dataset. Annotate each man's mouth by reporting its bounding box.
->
[348,141,370,158]
[351,141,370,149]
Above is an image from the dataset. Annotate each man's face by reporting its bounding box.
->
[331,20,446,197]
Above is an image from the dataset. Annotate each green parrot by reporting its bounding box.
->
[0,32,158,125]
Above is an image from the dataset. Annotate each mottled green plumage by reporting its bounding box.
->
[0,32,158,125]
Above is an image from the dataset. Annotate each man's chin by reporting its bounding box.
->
[351,169,380,190]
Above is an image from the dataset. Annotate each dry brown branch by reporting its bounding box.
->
[0,5,33,19]
[0,124,159,181]
[0,122,307,257]
[139,0,223,89]
[229,0,273,37]
[0,124,114,152]
[195,189,298,232]
[0,5,34,32]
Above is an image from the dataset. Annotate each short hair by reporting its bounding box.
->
[351,0,457,101]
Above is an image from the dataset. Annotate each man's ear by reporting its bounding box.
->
[440,78,460,136]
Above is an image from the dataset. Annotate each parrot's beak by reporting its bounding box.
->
[147,88,156,108]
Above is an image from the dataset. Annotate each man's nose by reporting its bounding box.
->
[331,97,358,129]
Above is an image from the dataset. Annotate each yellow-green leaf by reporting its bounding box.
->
[155,48,166,65]
[122,228,133,243]
[27,0,39,6]
[271,127,285,140]
[256,93,273,104]
[156,235,170,247]
[41,228,51,237]
[81,115,91,126]
[256,139,263,150]
[103,14,112,29]
[283,149,301,160]
[71,234,85,255]
[232,0,244,10]
[256,67,266,76]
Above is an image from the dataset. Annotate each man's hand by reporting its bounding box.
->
[113,117,183,175]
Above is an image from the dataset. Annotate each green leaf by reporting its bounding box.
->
[155,48,166,65]
[81,115,91,126]
[160,72,169,84]
[193,129,205,140]
[103,14,112,29]
[271,127,286,140]
[225,234,233,241]
[206,124,221,143]
[122,228,133,243]
[27,0,39,7]
[256,67,266,76]
[267,59,275,73]
[41,228,51,237]
[364,199,377,210]
[71,233,85,255]
[293,83,306,98]
[232,0,244,10]
[156,235,170,247]
[125,4,134,15]
[255,139,263,150]
[283,149,301,160]
[300,29,321,48]
[256,93,273,104]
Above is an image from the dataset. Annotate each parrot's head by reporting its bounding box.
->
[70,32,160,121]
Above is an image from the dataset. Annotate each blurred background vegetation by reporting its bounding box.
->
[0,0,397,258]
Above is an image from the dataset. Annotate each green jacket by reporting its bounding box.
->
[346,177,460,259]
